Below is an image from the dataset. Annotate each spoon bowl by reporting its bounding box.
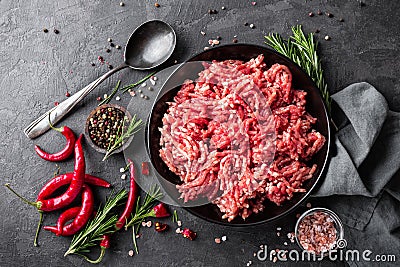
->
[125,20,176,70]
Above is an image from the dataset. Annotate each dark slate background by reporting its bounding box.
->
[1,0,399,266]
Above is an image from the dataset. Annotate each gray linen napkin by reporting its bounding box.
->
[311,82,400,266]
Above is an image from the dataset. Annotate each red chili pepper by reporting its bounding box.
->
[151,203,170,218]
[100,234,110,249]
[37,173,110,201]
[4,135,85,212]
[44,185,94,236]
[34,114,76,162]
[43,206,80,235]
[115,159,137,230]
[39,135,85,211]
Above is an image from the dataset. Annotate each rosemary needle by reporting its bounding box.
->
[98,80,121,106]
[120,72,156,93]
[265,25,331,114]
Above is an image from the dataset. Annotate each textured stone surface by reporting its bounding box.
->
[0,0,399,266]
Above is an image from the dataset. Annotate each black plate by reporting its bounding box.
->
[146,44,330,226]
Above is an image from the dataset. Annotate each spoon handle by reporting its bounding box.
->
[24,63,129,139]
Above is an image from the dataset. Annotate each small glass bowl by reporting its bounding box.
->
[294,207,344,254]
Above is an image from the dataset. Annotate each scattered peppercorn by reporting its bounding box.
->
[221,6,226,10]
[110,42,115,47]
[43,28,48,33]
[115,45,121,49]
[324,35,331,41]
[208,9,218,14]
[108,65,113,69]
[315,29,320,33]
[65,92,71,97]
[251,2,257,6]
[360,1,366,7]
[249,24,255,29]
[325,12,333,18]
[154,2,160,7]
[97,96,102,101]
[105,48,111,53]
[91,63,95,67]
[244,22,249,26]
[107,38,112,42]
[339,18,344,22]
[98,56,104,63]
[232,38,238,43]
[317,10,322,15]
[54,29,60,34]
[120,2,125,6]
[216,36,221,40]
[308,12,314,17]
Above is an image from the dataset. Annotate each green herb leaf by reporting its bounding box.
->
[124,185,163,253]
[102,114,143,161]
[120,72,156,93]
[265,25,331,114]
[64,189,128,257]
[98,80,121,106]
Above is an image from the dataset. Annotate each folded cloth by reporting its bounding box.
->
[312,82,400,266]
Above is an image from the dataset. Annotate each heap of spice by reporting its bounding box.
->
[87,107,127,149]
[296,211,338,254]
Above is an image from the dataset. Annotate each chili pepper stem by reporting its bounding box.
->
[4,183,39,208]
[34,212,43,247]
[48,112,63,132]
[81,247,106,264]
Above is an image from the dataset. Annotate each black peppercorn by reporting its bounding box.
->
[54,29,60,34]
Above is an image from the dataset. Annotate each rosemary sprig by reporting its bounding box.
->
[125,186,163,254]
[265,25,331,114]
[102,114,143,161]
[64,190,127,257]
[120,72,156,93]
[98,80,121,106]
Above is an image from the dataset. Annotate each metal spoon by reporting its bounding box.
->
[24,20,176,139]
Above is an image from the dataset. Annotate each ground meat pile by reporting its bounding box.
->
[159,55,325,221]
